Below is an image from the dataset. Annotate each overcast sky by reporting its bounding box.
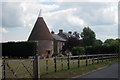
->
[0,0,120,42]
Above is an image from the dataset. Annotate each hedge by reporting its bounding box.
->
[119,46,120,54]
[72,46,85,55]
[85,45,119,54]
[2,41,37,57]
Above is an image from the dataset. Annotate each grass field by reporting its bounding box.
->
[2,57,118,78]
[41,58,119,79]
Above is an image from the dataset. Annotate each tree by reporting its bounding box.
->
[94,39,103,46]
[81,27,96,46]
[72,46,85,55]
[104,39,114,44]
[110,40,119,46]
[62,37,84,53]
[119,45,120,54]
[109,40,119,53]
[116,38,120,43]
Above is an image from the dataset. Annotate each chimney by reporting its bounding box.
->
[68,31,72,34]
[51,31,54,34]
[59,29,63,34]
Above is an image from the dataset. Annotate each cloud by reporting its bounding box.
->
[1,2,59,28]
[2,2,24,28]
[97,35,118,42]
[1,1,118,42]
[0,27,8,33]
[67,15,86,27]
[59,2,117,26]
[20,2,59,28]
[1,0,119,2]
[2,2,117,28]
[43,8,85,32]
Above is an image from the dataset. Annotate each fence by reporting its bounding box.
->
[2,54,118,79]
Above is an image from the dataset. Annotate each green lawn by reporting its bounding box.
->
[41,58,119,79]
[2,58,118,78]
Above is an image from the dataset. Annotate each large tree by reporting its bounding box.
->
[94,39,103,46]
[116,38,120,43]
[104,39,114,44]
[81,27,96,46]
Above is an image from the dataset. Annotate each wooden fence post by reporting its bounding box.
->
[86,55,88,66]
[67,55,70,70]
[107,55,109,61]
[116,54,118,59]
[102,55,104,62]
[97,55,99,63]
[54,57,57,72]
[112,54,114,60]
[61,57,63,70]
[92,55,94,64]
[72,57,74,67]
[82,56,83,66]
[3,56,7,79]
[115,54,117,59]
[46,60,48,74]
[109,55,111,61]
[78,56,80,68]
[89,56,90,64]
[33,54,40,79]
[117,54,119,58]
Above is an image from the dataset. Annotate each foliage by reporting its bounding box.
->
[52,52,59,57]
[57,54,65,57]
[116,38,120,43]
[85,43,119,55]
[104,39,114,44]
[62,37,84,52]
[94,39,103,46]
[52,52,65,57]
[109,40,119,53]
[85,46,101,54]
[110,40,119,46]
[119,46,120,54]
[2,41,37,57]
[81,27,96,46]
[72,46,85,55]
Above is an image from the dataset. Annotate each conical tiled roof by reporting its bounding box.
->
[28,17,53,40]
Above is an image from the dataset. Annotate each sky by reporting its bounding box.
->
[0,0,120,42]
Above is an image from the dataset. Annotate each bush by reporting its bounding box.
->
[2,41,37,57]
[52,52,59,57]
[72,46,85,56]
[52,52,65,57]
[57,54,64,57]
[85,46,94,54]
[119,46,120,54]
[85,44,119,55]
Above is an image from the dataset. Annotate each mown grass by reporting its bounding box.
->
[2,58,92,78]
[2,58,119,78]
[40,58,119,79]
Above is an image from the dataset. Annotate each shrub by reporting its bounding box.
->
[57,54,64,57]
[119,46,120,54]
[2,41,37,57]
[52,52,59,57]
[85,44,119,55]
[72,46,85,56]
